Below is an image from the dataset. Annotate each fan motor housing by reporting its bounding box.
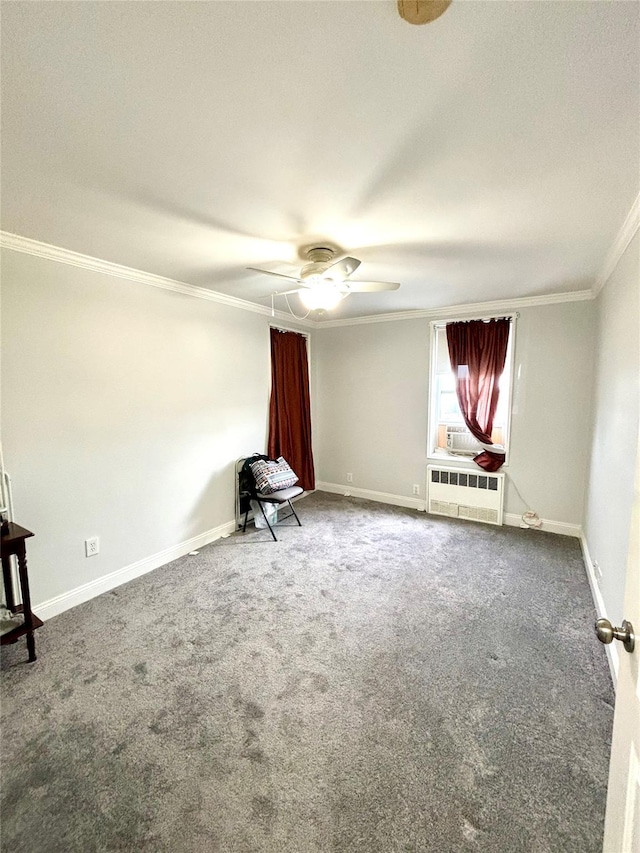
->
[299,246,338,280]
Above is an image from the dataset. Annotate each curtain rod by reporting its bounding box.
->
[269,323,309,337]
[431,312,518,326]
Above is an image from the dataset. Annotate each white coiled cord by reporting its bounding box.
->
[506,473,542,529]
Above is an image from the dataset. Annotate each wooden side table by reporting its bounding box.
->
[1,523,42,662]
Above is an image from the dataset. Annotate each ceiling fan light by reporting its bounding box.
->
[298,286,344,311]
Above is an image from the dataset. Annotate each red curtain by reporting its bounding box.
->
[446,319,510,472]
[268,329,315,491]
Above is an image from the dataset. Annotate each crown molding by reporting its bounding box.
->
[0,230,597,331]
[316,289,594,328]
[593,192,640,297]
[0,231,315,329]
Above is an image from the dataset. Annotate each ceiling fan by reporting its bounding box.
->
[248,245,400,312]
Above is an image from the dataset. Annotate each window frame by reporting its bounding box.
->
[427,314,518,467]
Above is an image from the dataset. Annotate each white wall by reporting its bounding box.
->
[3,239,627,620]
[0,249,308,610]
[313,319,430,500]
[313,301,595,527]
[583,231,640,623]
[506,302,595,523]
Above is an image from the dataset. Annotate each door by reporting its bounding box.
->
[602,428,640,852]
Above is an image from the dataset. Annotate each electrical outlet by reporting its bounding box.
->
[412,484,420,496]
[346,473,353,483]
[85,537,99,557]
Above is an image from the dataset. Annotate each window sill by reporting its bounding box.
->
[427,450,510,469]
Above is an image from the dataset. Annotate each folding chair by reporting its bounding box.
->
[238,456,303,542]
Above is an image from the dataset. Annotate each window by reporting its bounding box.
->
[428,318,515,461]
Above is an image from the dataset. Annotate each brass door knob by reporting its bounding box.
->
[595,618,635,653]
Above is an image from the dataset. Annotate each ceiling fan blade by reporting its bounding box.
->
[247,267,302,283]
[324,256,361,279]
[341,281,401,292]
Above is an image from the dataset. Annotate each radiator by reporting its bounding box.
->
[427,465,505,526]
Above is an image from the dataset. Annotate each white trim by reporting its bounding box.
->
[579,532,619,687]
[425,453,513,469]
[503,513,581,538]
[7,209,640,328]
[430,311,519,327]
[317,483,586,539]
[503,316,517,466]
[316,481,426,512]
[0,231,315,329]
[621,744,639,853]
[1,231,595,330]
[9,217,636,327]
[34,519,236,622]
[269,323,309,337]
[426,323,438,469]
[317,290,593,328]
[594,192,640,297]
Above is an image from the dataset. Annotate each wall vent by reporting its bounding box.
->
[429,499,459,517]
[427,465,504,526]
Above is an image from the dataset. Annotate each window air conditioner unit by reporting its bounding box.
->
[445,425,481,456]
[427,465,505,526]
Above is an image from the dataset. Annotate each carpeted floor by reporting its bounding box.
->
[1,492,614,853]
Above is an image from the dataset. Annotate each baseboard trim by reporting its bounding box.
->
[503,513,582,538]
[315,486,586,533]
[34,520,236,622]
[579,532,618,687]
[315,485,615,686]
[316,481,426,512]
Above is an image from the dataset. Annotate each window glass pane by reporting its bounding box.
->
[435,327,452,375]
[439,390,463,422]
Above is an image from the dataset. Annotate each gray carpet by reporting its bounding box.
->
[1,492,614,853]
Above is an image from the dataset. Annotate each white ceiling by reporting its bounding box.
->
[2,1,638,320]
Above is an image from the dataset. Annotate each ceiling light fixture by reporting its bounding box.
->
[298,283,345,311]
[250,243,400,317]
